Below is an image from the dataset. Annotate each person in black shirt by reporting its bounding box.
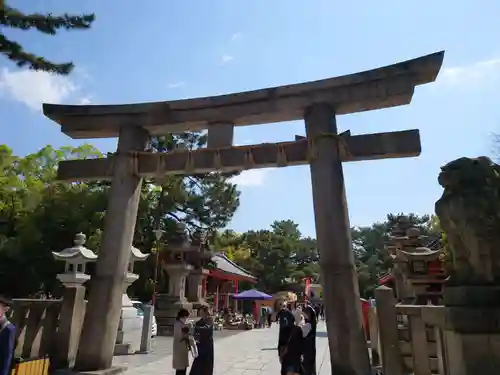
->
[302,305,317,375]
[189,306,214,375]
[276,302,295,360]
[280,324,303,375]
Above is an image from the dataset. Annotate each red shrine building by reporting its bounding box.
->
[205,253,256,310]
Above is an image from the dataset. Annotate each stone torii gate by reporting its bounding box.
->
[43,51,444,375]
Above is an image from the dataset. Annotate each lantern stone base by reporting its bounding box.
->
[442,285,500,375]
[154,294,193,336]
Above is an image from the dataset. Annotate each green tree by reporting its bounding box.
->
[0,144,105,296]
[351,213,434,297]
[1,4,95,74]
[0,134,240,298]
[215,220,320,294]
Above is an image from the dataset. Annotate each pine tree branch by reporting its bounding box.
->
[1,6,95,34]
[0,34,73,74]
[0,5,95,75]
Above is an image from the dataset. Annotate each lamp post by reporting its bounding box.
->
[152,228,164,306]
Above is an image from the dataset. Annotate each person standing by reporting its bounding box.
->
[276,302,295,361]
[266,306,272,328]
[301,306,317,375]
[280,323,303,375]
[0,296,15,375]
[189,306,214,375]
[173,309,197,375]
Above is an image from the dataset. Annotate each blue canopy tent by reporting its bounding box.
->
[232,289,272,300]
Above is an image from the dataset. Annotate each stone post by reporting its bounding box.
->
[74,126,150,371]
[53,282,87,369]
[138,305,154,354]
[304,103,371,375]
[374,286,403,375]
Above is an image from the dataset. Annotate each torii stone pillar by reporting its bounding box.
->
[74,126,149,371]
[305,103,370,375]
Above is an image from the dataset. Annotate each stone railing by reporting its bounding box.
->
[10,295,87,370]
[371,286,448,375]
[11,299,62,360]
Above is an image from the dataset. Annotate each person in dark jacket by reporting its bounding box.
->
[280,324,303,375]
[0,296,15,375]
[275,302,295,361]
[190,306,214,375]
[301,305,317,375]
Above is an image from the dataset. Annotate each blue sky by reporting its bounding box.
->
[1,1,500,237]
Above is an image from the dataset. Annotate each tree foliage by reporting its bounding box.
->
[1,4,95,75]
[215,220,320,294]
[0,138,439,301]
[0,133,240,298]
[215,214,435,298]
[352,213,434,297]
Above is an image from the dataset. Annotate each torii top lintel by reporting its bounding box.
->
[43,51,444,139]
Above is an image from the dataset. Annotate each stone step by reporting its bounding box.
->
[114,343,133,356]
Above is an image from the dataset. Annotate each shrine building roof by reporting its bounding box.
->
[211,253,256,281]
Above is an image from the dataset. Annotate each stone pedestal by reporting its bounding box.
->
[186,269,209,310]
[155,264,193,335]
[441,285,500,375]
[53,283,87,369]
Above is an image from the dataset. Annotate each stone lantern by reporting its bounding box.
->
[185,229,213,309]
[52,233,98,287]
[51,233,97,368]
[389,225,445,305]
[115,245,149,355]
[155,222,194,335]
[125,246,149,291]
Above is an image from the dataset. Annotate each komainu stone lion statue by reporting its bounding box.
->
[435,156,500,285]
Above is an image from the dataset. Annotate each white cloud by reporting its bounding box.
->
[437,57,500,88]
[0,68,90,111]
[168,81,185,89]
[79,96,92,105]
[230,169,269,187]
[221,55,234,64]
[230,32,241,42]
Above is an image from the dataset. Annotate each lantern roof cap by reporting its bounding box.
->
[130,246,149,261]
[52,233,98,262]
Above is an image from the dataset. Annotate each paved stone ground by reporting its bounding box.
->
[114,322,331,375]
[112,330,242,370]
